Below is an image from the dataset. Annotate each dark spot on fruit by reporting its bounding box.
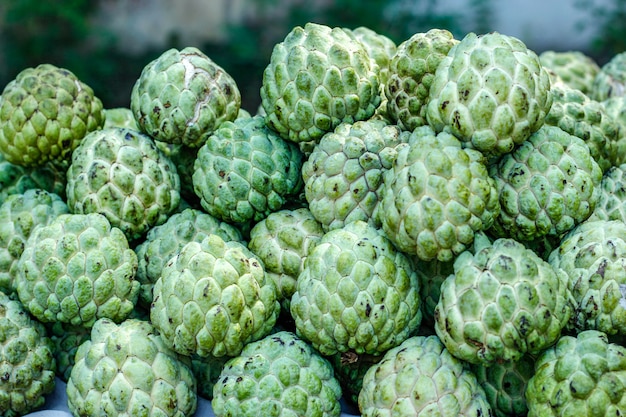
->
[219,170,225,178]
[441,100,449,110]
[365,303,371,317]
[153,106,160,114]
[164,102,171,109]
[125,132,133,141]
[236,376,243,383]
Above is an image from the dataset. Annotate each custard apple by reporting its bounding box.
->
[588,164,626,223]
[103,107,139,130]
[539,50,600,96]
[212,331,343,417]
[45,321,91,382]
[591,51,626,102]
[0,153,67,205]
[0,64,105,168]
[426,31,552,158]
[131,46,241,148]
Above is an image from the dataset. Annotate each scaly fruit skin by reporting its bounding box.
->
[290,220,422,356]
[134,207,243,306]
[489,124,602,242]
[525,330,626,417]
[66,318,197,417]
[591,51,626,102]
[189,354,230,400]
[434,237,572,366]
[588,164,626,223]
[302,119,405,231]
[471,354,535,417]
[103,107,139,130]
[548,219,626,336]
[427,32,552,158]
[212,331,343,417]
[0,292,56,417]
[539,50,600,96]
[358,335,493,417]
[0,64,105,168]
[0,189,69,297]
[192,115,304,225]
[247,208,324,311]
[45,321,91,382]
[150,234,280,358]
[66,127,181,241]
[544,82,620,172]
[378,125,500,262]
[0,153,67,205]
[603,96,626,167]
[15,212,139,327]
[261,22,381,144]
[385,29,458,131]
[131,46,241,148]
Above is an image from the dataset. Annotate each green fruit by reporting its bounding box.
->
[0,153,67,205]
[434,237,572,365]
[45,321,91,382]
[525,330,626,417]
[192,115,304,225]
[378,125,500,262]
[358,335,493,417]
[0,189,68,297]
[0,292,56,417]
[489,124,602,242]
[150,234,280,358]
[0,64,105,168]
[65,127,181,241]
[427,32,552,158]
[66,318,197,417]
[591,51,626,102]
[131,46,241,148]
[15,212,140,327]
[602,95,626,167]
[290,220,422,356]
[588,164,626,223]
[539,50,600,96]
[261,22,381,144]
[103,107,139,130]
[212,331,343,417]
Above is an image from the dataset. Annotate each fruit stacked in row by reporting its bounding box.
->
[1,19,626,417]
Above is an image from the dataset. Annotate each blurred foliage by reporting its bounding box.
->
[575,0,626,63]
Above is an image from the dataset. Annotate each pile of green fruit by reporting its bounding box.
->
[2,21,626,417]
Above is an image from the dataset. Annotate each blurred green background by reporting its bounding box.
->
[0,0,624,112]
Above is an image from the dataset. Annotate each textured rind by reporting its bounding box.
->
[103,107,139,130]
[15,212,140,327]
[192,115,304,225]
[0,153,67,205]
[385,28,459,131]
[588,164,626,223]
[66,318,197,417]
[591,51,626,102]
[290,220,422,356]
[247,207,324,310]
[0,189,69,297]
[434,237,572,365]
[150,234,280,358]
[602,96,626,167]
[212,331,343,417]
[45,321,91,382]
[131,46,241,148]
[539,50,600,96]
[0,64,105,168]
[426,31,552,158]
[525,330,626,417]
[378,125,500,262]
[66,127,181,241]
[260,22,381,144]
[302,119,405,231]
[0,292,56,417]
[548,219,626,336]
[489,124,603,242]
[358,335,493,417]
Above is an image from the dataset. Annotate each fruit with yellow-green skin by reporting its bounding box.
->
[539,50,600,96]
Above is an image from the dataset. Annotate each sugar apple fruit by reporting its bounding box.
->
[602,95,626,166]
[131,46,241,148]
[385,28,458,132]
[65,126,181,241]
[261,22,380,144]
[134,207,243,306]
[525,330,626,417]
[45,321,91,382]
[66,318,197,417]
[426,31,552,158]
[434,236,572,365]
[548,219,626,336]
[15,212,140,327]
[150,234,280,358]
[103,107,139,130]
[212,331,343,417]
[192,115,304,225]
[0,291,56,417]
[290,220,422,356]
[0,64,105,168]
[247,207,325,311]
[591,51,626,102]
[189,354,230,400]
[358,335,493,417]
[588,164,626,223]
[539,50,600,96]
[489,124,602,242]
[0,189,69,297]
[0,153,67,205]
[301,119,405,231]
[378,125,500,262]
